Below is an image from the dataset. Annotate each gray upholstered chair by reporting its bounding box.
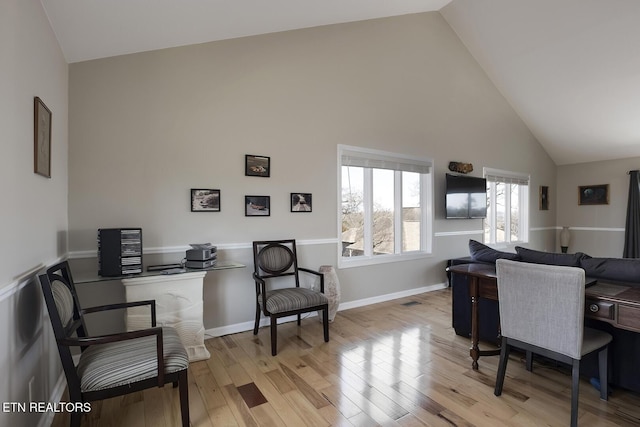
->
[252,239,329,355]
[494,259,612,427]
[39,261,189,427]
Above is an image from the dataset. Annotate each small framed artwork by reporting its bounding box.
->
[191,189,221,212]
[578,184,609,205]
[539,186,549,210]
[34,97,52,178]
[245,155,270,177]
[291,193,312,212]
[245,195,270,216]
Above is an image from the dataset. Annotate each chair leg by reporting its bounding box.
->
[179,369,190,427]
[494,337,510,396]
[570,359,580,427]
[70,411,82,427]
[323,307,329,342]
[526,350,533,372]
[253,303,260,335]
[271,316,278,356]
[297,313,301,326]
[598,345,609,400]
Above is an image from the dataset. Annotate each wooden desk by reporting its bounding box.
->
[447,263,640,370]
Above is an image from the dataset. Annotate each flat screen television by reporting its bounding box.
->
[445,173,487,219]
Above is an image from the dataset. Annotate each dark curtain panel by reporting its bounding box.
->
[623,170,640,258]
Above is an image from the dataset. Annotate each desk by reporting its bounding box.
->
[446,263,640,370]
[76,261,245,362]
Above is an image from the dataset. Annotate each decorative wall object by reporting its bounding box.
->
[34,97,52,178]
[539,186,549,210]
[191,189,220,212]
[291,193,312,212]
[245,195,270,216]
[245,154,270,177]
[560,226,571,253]
[579,184,609,205]
[448,161,473,174]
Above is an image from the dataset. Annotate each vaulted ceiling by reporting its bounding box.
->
[40,0,640,166]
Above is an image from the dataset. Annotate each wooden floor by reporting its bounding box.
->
[52,288,640,426]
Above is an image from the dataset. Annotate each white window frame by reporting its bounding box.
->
[338,145,433,268]
[483,167,530,245]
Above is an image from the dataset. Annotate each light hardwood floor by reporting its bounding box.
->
[52,288,640,426]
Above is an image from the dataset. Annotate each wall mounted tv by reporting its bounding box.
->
[445,173,488,219]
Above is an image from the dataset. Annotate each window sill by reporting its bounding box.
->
[338,251,432,269]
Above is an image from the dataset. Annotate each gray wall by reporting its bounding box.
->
[1,1,69,426]
[557,156,640,257]
[67,12,557,336]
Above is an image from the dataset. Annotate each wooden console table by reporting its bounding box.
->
[447,263,640,370]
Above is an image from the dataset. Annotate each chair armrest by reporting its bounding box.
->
[298,267,324,292]
[253,272,268,308]
[82,300,157,326]
[59,327,166,386]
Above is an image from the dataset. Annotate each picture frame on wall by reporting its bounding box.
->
[539,186,549,210]
[245,155,270,177]
[245,195,270,216]
[191,189,221,212]
[34,97,52,178]
[291,193,312,212]
[578,184,609,205]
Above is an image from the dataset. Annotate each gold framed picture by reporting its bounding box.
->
[578,184,609,205]
[539,186,549,210]
[34,97,52,178]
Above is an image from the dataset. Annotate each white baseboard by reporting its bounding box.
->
[39,372,67,427]
[204,282,447,338]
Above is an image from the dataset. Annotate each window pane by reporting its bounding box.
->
[341,166,364,257]
[373,169,394,255]
[510,184,519,241]
[495,182,506,243]
[402,172,420,252]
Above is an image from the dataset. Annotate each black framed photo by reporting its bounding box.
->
[539,186,549,210]
[245,155,270,177]
[578,184,609,205]
[34,97,52,178]
[245,195,270,216]
[191,189,220,212]
[291,193,312,212]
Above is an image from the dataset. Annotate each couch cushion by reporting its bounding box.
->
[469,240,519,264]
[580,257,640,282]
[515,246,585,266]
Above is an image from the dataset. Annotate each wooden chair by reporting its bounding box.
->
[38,261,189,427]
[494,259,612,427]
[252,239,329,355]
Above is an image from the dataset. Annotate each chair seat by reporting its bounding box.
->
[262,288,328,314]
[582,327,613,356]
[77,327,189,392]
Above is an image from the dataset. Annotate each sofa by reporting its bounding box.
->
[450,239,640,393]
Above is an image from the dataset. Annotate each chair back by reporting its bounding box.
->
[496,259,585,359]
[38,261,87,394]
[253,240,300,285]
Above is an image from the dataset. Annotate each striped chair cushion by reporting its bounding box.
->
[263,288,328,314]
[51,280,74,327]
[77,327,188,392]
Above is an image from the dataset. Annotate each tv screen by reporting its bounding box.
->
[445,174,487,219]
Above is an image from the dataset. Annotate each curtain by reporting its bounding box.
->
[623,170,640,258]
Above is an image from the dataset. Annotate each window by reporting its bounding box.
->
[339,145,433,267]
[483,168,530,244]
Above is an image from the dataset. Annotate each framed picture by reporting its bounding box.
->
[34,97,52,178]
[578,184,609,205]
[245,155,270,177]
[191,189,220,212]
[245,195,270,216]
[291,193,312,212]
[539,186,549,210]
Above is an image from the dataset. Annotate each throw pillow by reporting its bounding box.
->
[580,257,640,282]
[515,246,585,266]
[468,240,519,264]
